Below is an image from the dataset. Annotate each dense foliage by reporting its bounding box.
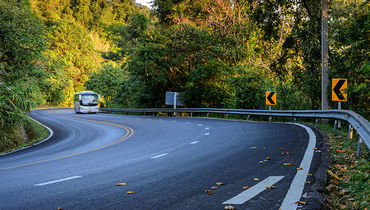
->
[0,0,47,151]
[0,0,368,150]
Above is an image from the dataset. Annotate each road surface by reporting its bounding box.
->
[0,109,326,209]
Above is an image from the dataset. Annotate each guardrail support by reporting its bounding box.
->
[294,118,297,122]
[315,118,319,124]
[338,102,342,129]
[269,106,272,122]
[207,113,209,117]
[191,112,193,117]
[247,115,250,121]
[334,120,337,130]
[356,137,363,157]
[348,124,353,140]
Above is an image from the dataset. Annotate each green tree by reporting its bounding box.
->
[84,64,127,106]
[329,0,369,117]
[45,20,98,106]
[0,0,47,150]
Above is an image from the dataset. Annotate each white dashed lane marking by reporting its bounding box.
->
[151,153,169,159]
[35,176,82,186]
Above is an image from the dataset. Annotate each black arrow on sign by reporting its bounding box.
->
[267,92,276,105]
[333,79,346,100]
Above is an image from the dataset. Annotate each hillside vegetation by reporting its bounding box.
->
[0,0,368,149]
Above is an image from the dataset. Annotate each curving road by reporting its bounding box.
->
[0,109,326,209]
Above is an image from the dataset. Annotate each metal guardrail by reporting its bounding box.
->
[100,108,370,157]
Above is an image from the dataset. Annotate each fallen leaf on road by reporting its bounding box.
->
[205,190,213,195]
[313,148,318,150]
[266,186,275,189]
[57,208,63,210]
[249,146,257,149]
[259,161,264,164]
[224,205,235,210]
[243,186,249,190]
[326,184,334,190]
[216,182,224,186]
[295,201,307,205]
[253,178,260,181]
[116,183,127,186]
[126,191,134,194]
[327,170,342,180]
[266,156,271,160]
[280,148,285,151]
[308,174,313,176]
[284,163,293,166]
[340,205,347,209]
[210,186,218,190]
[330,179,339,184]
[296,168,303,170]
[305,181,311,184]
[315,150,322,153]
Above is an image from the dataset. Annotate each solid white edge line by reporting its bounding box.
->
[35,176,82,186]
[280,123,316,210]
[223,176,285,205]
[151,153,169,159]
[0,116,54,157]
[29,116,54,146]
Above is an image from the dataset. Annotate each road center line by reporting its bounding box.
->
[35,176,82,186]
[151,153,169,159]
[204,133,210,136]
[223,176,285,205]
[280,123,316,210]
[190,141,199,145]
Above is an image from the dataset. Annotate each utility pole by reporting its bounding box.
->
[321,0,329,123]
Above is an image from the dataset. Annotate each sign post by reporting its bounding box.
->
[266,91,276,122]
[165,91,183,116]
[332,78,347,129]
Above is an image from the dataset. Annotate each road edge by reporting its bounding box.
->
[0,114,54,157]
[297,124,330,210]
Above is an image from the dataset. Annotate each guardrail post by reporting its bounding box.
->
[356,137,363,157]
[315,119,318,124]
[334,120,337,130]
[269,106,272,122]
[247,115,250,121]
[207,113,209,117]
[338,102,342,129]
[347,124,353,140]
[294,118,297,122]
[191,112,193,117]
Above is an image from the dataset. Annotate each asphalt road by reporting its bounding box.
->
[0,109,326,209]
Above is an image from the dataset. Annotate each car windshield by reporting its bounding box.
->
[80,94,98,106]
